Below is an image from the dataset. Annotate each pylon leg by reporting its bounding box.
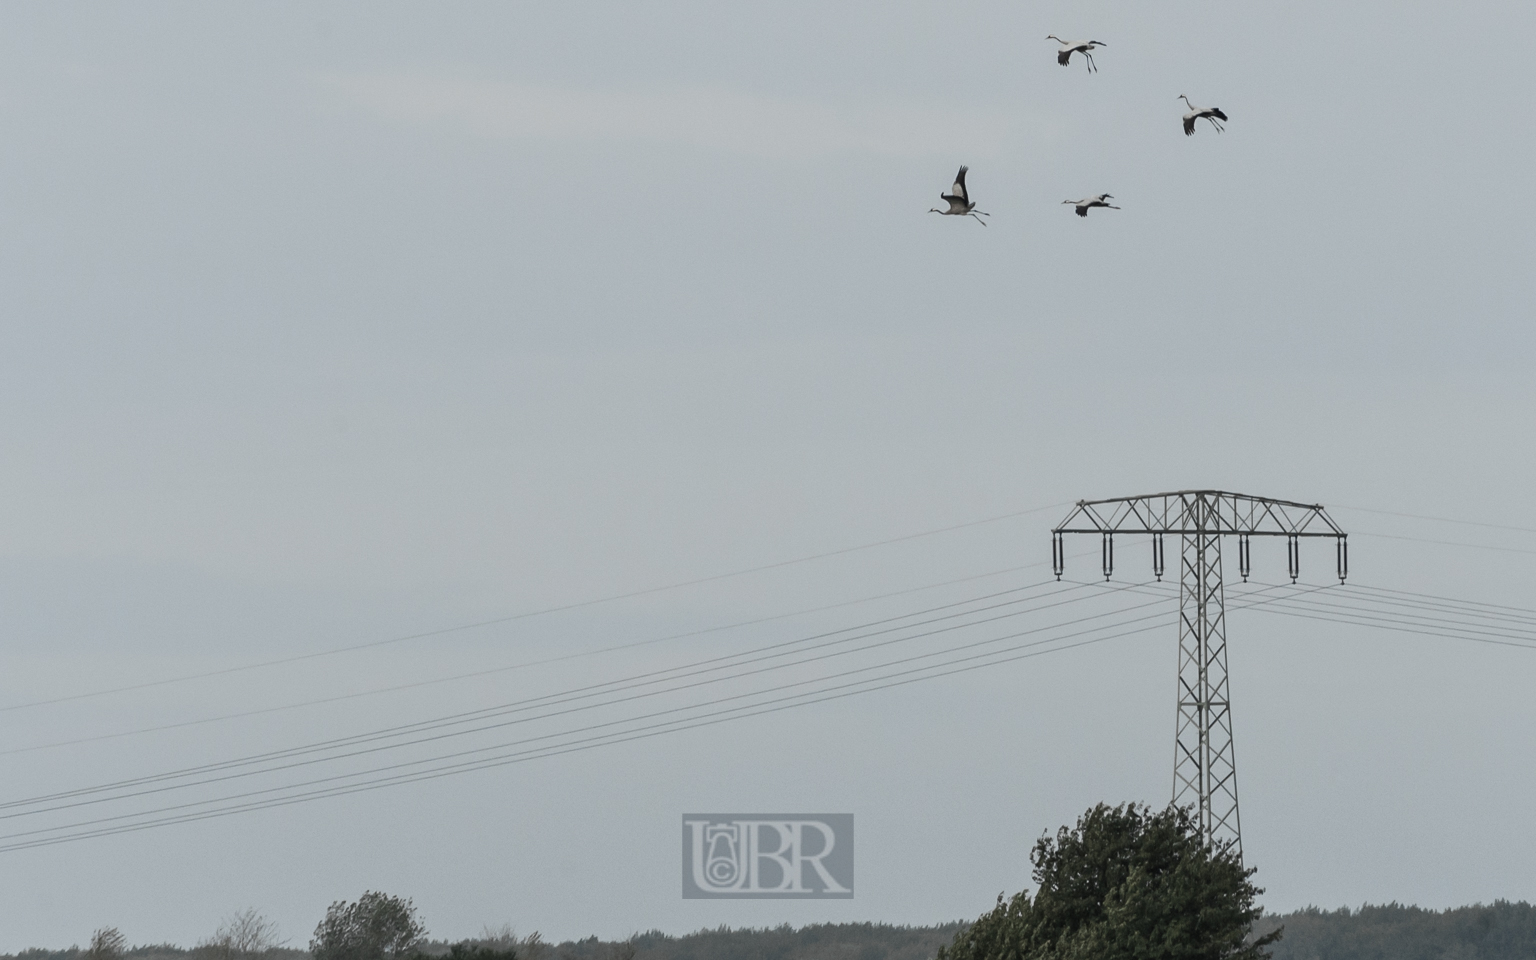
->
[1173,531,1242,859]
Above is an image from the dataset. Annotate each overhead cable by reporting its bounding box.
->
[1,500,1070,714]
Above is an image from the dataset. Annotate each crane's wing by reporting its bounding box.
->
[939,195,965,213]
[953,166,970,203]
[1210,107,1229,121]
[1183,114,1196,136]
[1057,48,1072,66]
[1075,205,1089,217]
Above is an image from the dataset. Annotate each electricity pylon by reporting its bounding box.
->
[1051,491,1348,860]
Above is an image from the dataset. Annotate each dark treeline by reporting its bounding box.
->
[4,950,310,960]
[7,904,1536,960]
[627,923,966,960]
[1,924,961,960]
[1256,901,1536,960]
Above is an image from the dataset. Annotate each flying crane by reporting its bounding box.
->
[929,166,990,225]
[1064,194,1121,217]
[1047,36,1107,73]
[1179,95,1229,135]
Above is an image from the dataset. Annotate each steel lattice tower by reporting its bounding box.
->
[1051,491,1348,859]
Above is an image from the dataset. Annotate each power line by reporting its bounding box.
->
[3,581,1133,814]
[0,623,1143,852]
[1250,581,1536,634]
[0,579,1088,805]
[0,581,1349,852]
[9,506,1536,854]
[0,586,1183,850]
[1354,531,1536,558]
[1339,582,1536,621]
[1271,599,1536,647]
[0,500,1070,714]
[1334,504,1536,537]
[0,557,1075,758]
[1203,581,1536,643]
[32,574,1532,855]
[1103,576,1536,652]
[1243,590,1536,654]
[0,579,1321,852]
[1314,591,1536,640]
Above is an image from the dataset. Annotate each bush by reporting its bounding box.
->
[311,893,425,960]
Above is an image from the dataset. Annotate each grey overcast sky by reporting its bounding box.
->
[2,0,1535,951]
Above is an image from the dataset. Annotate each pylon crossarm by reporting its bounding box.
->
[1052,490,1344,537]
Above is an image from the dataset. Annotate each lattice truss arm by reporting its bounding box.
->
[1051,490,1348,583]
[1054,489,1343,536]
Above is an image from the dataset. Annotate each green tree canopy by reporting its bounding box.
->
[310,892,425,960]
[937,803,1279,960]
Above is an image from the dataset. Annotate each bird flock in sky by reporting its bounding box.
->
[928,35,1229,226]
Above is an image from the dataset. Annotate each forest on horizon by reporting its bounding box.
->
[6,901,1535,960]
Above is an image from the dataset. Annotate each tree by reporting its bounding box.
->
[311,891,426,960]
[199,909,284,960]
[84,928,127,960]
[937,803,1281,960]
